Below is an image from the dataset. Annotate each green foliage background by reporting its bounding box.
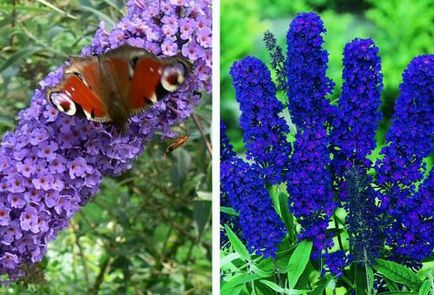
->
[221,0,434,153]
[0,1,211,294]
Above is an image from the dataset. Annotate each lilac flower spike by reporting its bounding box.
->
[230,57,292,184]
[0,0,211,282]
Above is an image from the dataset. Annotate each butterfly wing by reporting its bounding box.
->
[46,56,112,122]
[128,51,191,115]
[98,45,191,118]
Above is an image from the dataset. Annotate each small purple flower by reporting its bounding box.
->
[29,128,49,146]
[0,253,19,270]
[19,206,39,232]
[180,19,196,40]
[0,205,11,226]
[44,190,59,208]
[37,141,59,160]
[68,157,91,179]
[161,38,178,56]
[7,175,26,193]
[16,158,37,178]
[1,221,23,245]
[7,194,26,209]
[48,156,66,174]
[182,41,204,61]
[32,173,54,191]
[197,27,212,48]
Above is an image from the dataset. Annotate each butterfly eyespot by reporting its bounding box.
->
[161,63,186,92]
[49,92,76,116]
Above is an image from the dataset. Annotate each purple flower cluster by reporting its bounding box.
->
[0,0,211,282]
[286,12,335,128]
[221,157,286,258]
[331,39,383,180]
[230,57,291,184]
[375,55,434,262]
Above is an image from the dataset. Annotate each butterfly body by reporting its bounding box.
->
[46,45,191,128]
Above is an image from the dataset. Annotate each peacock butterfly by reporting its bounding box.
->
[46,44,191,129]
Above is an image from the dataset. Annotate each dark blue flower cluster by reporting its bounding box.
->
[375,55,434,262]
[286,127,335,255]
[331,39,383,181]
[230,56,292,184]
[286,12,335,128]
[221,11,433,277]
[220,122,242,247]
[285,13,337,262]
[221,156,286,258]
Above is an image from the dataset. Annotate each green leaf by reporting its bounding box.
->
[251,264,273,277]
[193,200,211,238]
[221,273,261,295]
[102,0,125,15]
[287,289,313,294]
[221,206,239,216]
[354,263,368,295]
[373,259,423,291]
[79,5,116,29]
[259,280,285,293]
[384,277,399,292]
[0,47,41,73]
[225,224,250,261]
[367,265,375,292]
[269,185,281,215]
[418,280,432,295]
[278,192,296,242]
[221,252,241,268]
[287,240,313,289]
[377,292,416,295]
[170,149,191,188]
[311,275,333,295]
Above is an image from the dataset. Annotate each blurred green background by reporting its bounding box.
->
[221,0,434,153]
[0,0,211,294]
